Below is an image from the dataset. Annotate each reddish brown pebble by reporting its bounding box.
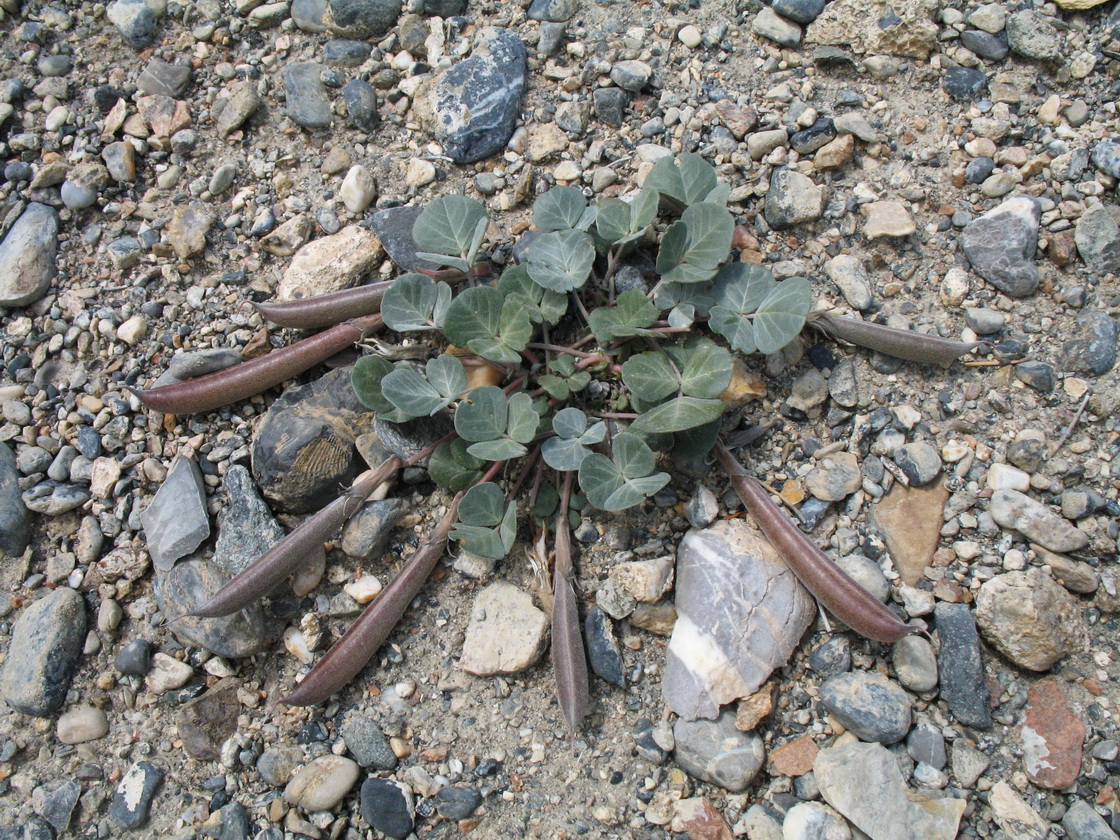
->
[674,797,733,840]
[1021,677,1085,790]
[1049,230,1077,267]
[768,735,819,777]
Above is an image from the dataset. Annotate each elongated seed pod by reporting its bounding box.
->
[282,494,462,707]
[810,312,982,365]
[131,320,372,415]
[552,522,590,736]
[189,456,401,618]
[715,443,916,643]
[254,286,392,329]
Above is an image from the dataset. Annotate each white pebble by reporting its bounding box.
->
[145,653,194,694]
[116,315,147,346]
[677,24,702,48]
[343,575,383,604]
[340,165,376,214]
[986,463,1030,492]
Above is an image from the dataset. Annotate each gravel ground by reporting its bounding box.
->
[0,0,1119,838]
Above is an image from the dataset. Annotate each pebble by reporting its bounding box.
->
[1014,360,1054,392]
[782,802,851,840]
[685,484,719,529]
[961,195,1040,298]
[144,652,194,694]
[805,452,862,501]
[110,761,164,829]
[891,442,941,486]
[753,7,802,48]
[1021,677,1085,790]
[140,454,210,571]
[989,781,1048,839]
[610,60,653,93]
[908,724,946,770]
[934,603,991,729]
[216,81,261,138]
[114,639,154,675]
[819,672,912,744]
[824,254,872,311]
[340,164,377,214]
[0,443,31,556]
[107,0,157,48]
[988,489,1087,552]
[809,636,850,677]
[283,63,332,129]
[283,755,360,811]
[1060,309,1118,376]
[772,0,827,24]
[35,779,80,836]
[166,204,213,259]
[340,711,397,770]
[950,741,990,788]
[1062,801,1120,840]
[965,156,995,184]
[673,709,765,792]
[323,38,372,66]
[155,559,270,658]
[343,79,379,131]
[435,786,483,820]
[985,462,1029,492]
[960,30,1008,61]
[278,224,384,300]
[963,307,1004,335]
[0,587,86,717]
[425,28,527,163]
[664,519,814,720]
[974,569,1087,671]
[968,3,1005,33]
[1005,10,1061,62]
[527,0,576,22]
[862,201,915,240]
[57,706,110,744]
[325,0,401,39]
[764,169,823,229]
[584,606,625,687]
[942,67,988,101]
[892,634,938,693]
[360,778,414,839]
[459,582,549,675]
[0,203,59,308]
[593,87,629,126]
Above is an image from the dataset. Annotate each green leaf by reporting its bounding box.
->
[412,195,489,258]
[707,263,779,355]
[381,366,443,416]
[678,338,732,399]
[497,263,568,325]
[578,433,669,512]
[527,229,595,293]
[426,353,467,401]
[538,374,570,400]
[465,295,532,364]
[351,355,396,414]
[653,279,716,319]
[552,407,588,439]
[380,273,450,332]
[506,392,539,444]
[643,153,722,209]
[621,352,678,403]
[568,370,591,392]
[466,438,527,461]
[753,276,812,354]
[594,189,658,246]
[631,396,725,434]
[458,481,506,526]
[428,439,484,491]
[533,483,559,518]
[533,186,589,232]
[655,203,733,284]
[442,285,503,347]
[587,288,659,343]
[455,385,507,442]
[672,419,722,466]
[541,436,592,471]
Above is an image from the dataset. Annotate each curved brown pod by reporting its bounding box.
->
[715,443,916,643]
[282,493,462,707]
[189,456,401,618]
[131,318,378,415]
[809,312,983,365]
[254,285,392,329]
[552,521,590,736]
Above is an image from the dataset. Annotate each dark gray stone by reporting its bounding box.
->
[0,588,86,717]
[1074,205,1120,275]
[790,117,836,154]
[820,671,912,744]
[1061,801,1119,840]
[140,454,209,571]
[1091,138,1120,179]
[966,157,995,184]
[673,709,765,792]
[283,63,332,129]
[215,802,250,840]
[340,498,403,559]
[360,778,414,839]
[178,678,242,761]
[809,635,851,677]
[422,0,466,13]
[155,559,271,658]
[1014,361,1054,392]
[110,761,164,829]
[137,58,191,97]
[593,87,629,126]
[428,28,526,163]
[632,717,667,764]
[907,723,947,770]
[934,603,991,729]
[371,205,438,272]
[764,168,823,229]
[339,710,398,770]
[964,308,1005,335]
[942,67,988,100]
[251,367,374,513]
[323,39,372,66]
[609,60,652,93]
[891,442,941,486]
[772,0,827,24]
[435,786,483,820]
[374,413,453,464]
[960,196,1040,298]
[36,779,79,835]
[0,202,58,308]
[1060,310,1117,376]
[960,30,1008,61]
[538,21,566,56]
[584,606,624,687]
[527,0,576,22]
[114,639,154,676]
[327,0,401,38]
[214,465,285,576]
[0,442,31,556]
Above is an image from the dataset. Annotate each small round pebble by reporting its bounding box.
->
[57,706,110,744]
[114,639,153,675]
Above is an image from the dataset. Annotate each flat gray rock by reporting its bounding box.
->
[214,465,285,576]
[283,62,332,129]
[815,741,966,840]
[934,603,991,728]
[0,202,58,308]
[0,588,87,717]
[1062,800,1119,840]
[988,489,1088,553]
[141,454,210,571]
[0,442,31,557]
[673,709,765,792]
[664,519,814,720]
[960,196,1040,298]
[819,671,912,745]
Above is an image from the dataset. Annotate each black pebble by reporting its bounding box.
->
[360,779,414,840]
[584,607,625,687]
[935,603,992,729]
[114,639,153,676]
[435,786,483,820]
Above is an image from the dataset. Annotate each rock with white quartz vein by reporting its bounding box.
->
[663,519,815,720]
[814,741,966,840]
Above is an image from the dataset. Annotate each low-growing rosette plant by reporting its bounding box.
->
[134,154,982,733]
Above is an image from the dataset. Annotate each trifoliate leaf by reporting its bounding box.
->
[621,352,678,403]
[454,385,507,442]
[380,273,451,332]
[428,439,484,491]
[527,229,595,293]
[655,203,734,284]
[753,276,812,354]
[413,195,489,259]
[631,396,726,434]
[534,186,590,232]
[587,288,659,343]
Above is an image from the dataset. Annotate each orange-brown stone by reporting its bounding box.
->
[769,735,819,777]
[1021,677,1085,790]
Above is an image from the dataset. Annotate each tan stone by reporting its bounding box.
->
[870,480,949,584]
[769,735,819,776]
[862,200,916,239]
[278,225,384,301]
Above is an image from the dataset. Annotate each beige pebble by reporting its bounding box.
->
[57,706,109,744]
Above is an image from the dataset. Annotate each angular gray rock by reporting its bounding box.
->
[1074,205,1120,275]
[213,465,285,576]
[339,710,398,771]
[815,741,966,840]
[974,568,1088,671]
[673,709,765,792]
[960,196,1040,298]
[819,671,912,744]
[283,63,332,129]
[664,519,815,720]
[1060,310,1118,377]
[988,489,1088,553]
[934,603,991,728]
[0,203,58,308]
[326,0,401,38]
[423,28,527,163]
[141,455,210,571]
[0,442,31,557]
[764,168,823,229]
[1062,800,1120,840]
[1005,10,1061,62]
[0,588,87,716]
